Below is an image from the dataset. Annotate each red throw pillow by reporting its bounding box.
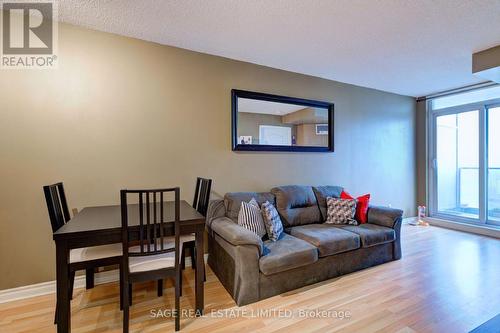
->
[340,190,370,223]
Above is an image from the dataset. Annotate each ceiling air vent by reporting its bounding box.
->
[473,45,500,83]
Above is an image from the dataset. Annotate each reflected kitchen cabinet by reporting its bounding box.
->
[231,89,334,152]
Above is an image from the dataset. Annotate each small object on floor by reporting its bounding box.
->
[408,218,429,226]
[409,206,429,226]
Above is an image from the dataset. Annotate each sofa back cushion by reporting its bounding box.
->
[271,185,321,227]
[312,185,343,221]
[224,192,275,223]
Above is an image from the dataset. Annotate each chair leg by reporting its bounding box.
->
[119,264,124,310]
[123,301,129,333]
[128,284,132,306]
[85,268,95,289]
[175,269,181,331]
[157,279,163,297]
[179,270,183,297]
[180,243,186,270]
[190,243,196,271]
[69,271,76,300]
[123,279,129,333]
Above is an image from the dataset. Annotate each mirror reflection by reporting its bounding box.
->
[237,98,329,147]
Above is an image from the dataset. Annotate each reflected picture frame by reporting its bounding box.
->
[231,89,334,152]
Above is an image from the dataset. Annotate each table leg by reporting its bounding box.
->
[56,240,70,333]
[195,228,204,315]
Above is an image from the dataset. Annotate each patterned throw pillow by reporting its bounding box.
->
[325,197,358,225]
[261,201,283,241]
[238,198,267,238]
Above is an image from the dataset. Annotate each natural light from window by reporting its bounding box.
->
[433,85,500,110]
[436,111,479,218]
[489,106,500,221]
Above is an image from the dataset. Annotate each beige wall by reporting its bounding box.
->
[296,124,328,146]
[0,22,416,290]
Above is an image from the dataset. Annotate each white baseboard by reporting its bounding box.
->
[0,254,208,304]
[424,217,500,239]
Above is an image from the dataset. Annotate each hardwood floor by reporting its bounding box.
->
[1,224,500,333]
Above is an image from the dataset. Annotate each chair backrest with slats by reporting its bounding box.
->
[120,188,180,270]
[192,177,212,217]
[43,182,71,233]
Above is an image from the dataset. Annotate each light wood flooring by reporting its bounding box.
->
[1,224,500,333]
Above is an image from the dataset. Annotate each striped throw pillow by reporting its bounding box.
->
[238,198,267,238]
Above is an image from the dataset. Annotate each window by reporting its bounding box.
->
[429,85,500,226]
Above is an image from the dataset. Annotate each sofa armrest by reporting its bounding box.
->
[367,206,403,229]
[368,205,403,260]
[210,217,263,255]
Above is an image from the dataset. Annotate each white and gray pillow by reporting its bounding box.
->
[325,197,358,225]
[261,201,283,241]
[238,198,267,238]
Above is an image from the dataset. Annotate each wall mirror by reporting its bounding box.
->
[232,89,334,152]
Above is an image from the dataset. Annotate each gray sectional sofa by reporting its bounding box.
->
[206,185,403,306]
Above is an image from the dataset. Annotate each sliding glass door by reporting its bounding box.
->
[435,110,479,218]
[429,85,500,226]
[488,105,500,224]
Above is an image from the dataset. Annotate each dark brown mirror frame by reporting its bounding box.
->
[231,89,334,152]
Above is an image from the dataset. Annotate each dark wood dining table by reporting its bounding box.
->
[53,200,206,333]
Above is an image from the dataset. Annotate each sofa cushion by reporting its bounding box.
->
[335,224,395,248]
[271,185,321,227]
[259,234,318,275]
[312,186,344,221]
[289,224,360,257]
[224,192,275,223]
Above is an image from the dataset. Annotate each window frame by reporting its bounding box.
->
[486,102,500,226]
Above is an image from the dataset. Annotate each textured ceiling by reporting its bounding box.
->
[58,0,500,97]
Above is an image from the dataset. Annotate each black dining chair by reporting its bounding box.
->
[140,177,211,299]
[181,177,211,275]
[120,188,182,332]
[44,182,123,324]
